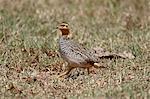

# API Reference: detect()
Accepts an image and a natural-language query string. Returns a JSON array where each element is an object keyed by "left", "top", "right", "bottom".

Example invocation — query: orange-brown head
[{"left": 57, "top": 22, "right": 70, "bottom": 36}]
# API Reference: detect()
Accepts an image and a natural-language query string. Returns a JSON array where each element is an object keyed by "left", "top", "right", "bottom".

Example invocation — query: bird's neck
[
  {"left": 60, "top": 29, "right": 70, "bottom": 35},
  {"left": 60, "top": 29, "right": 72, "bottom": 39}
]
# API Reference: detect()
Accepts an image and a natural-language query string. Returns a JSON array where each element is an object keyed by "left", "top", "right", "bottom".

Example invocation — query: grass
[{"left": 0, "top": 0, "right": 150, "bottom": 98}]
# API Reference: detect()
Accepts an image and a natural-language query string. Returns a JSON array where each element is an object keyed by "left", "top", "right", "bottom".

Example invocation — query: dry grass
[{"left": 0, "top": 0, "right": 150, "bottom": 98}]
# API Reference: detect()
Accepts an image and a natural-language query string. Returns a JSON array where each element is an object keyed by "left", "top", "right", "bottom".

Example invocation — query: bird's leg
[
  {"left": 59, "top": 65, "right": 74, "bottom": 78},
  {"left": 65, "top": 66, "right": 74, "bottom": 75}
]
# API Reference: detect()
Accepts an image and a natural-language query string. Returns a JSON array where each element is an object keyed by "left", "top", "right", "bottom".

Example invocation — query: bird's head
[{"left": 57, "top": 22, "right": 70, "bottom": 36}]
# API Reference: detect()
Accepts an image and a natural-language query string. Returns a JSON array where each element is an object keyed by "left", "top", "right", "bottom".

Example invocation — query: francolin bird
[{"left": 57, "top": 22, "right": 100, "bottom": 77}]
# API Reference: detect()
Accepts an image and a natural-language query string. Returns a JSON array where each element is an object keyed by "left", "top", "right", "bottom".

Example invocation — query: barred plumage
[{"left": 57, "top": 22, "right": 100, "bottom": 77}]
